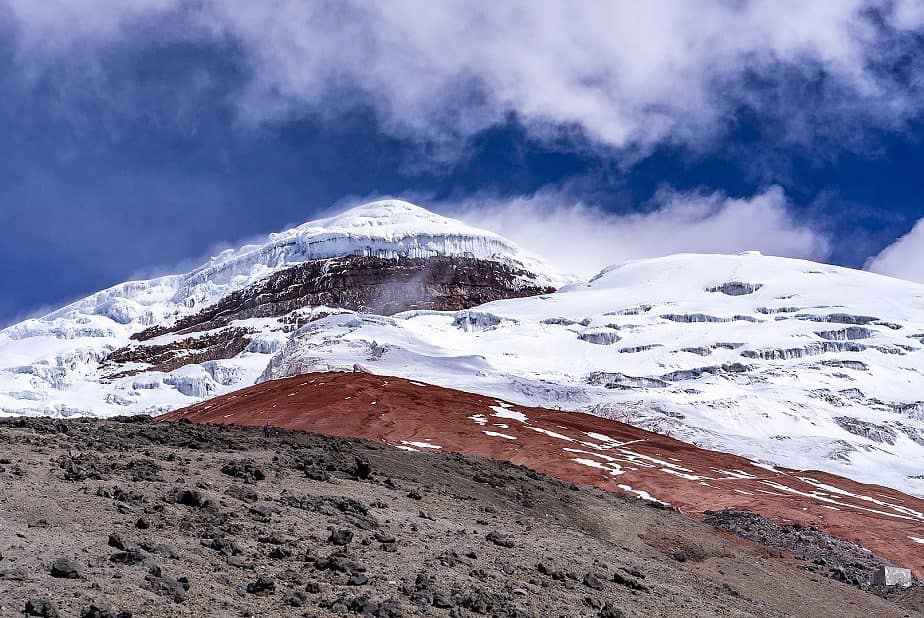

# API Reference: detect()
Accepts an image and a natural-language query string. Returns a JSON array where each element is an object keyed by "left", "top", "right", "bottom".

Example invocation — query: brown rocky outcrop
[
  {"left": 103, "top": 327, "right": 252, "bottom": 377},
  {"left": 101, "top": 256, "right": 552, "bottom": 375},
  {"left": 132, "top": 256, "right": 554, "bottom": 341}
]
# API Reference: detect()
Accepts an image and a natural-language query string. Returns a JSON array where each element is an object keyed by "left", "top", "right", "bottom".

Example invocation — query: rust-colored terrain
[{"left": 163, "top": 371, "right": 924, "bottom": 578}]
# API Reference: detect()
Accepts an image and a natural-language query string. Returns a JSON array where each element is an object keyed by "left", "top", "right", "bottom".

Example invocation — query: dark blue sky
[{"left": 2, "top": 3, "right": 924, "bottom": 326}]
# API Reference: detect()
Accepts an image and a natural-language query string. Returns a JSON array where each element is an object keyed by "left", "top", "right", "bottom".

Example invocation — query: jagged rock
[
  {"left": 599, "top": 602, "right": 626, "bottom": 618},
  {"left": 79, "top": 605, "right": 132, "bottom": 618},
  {"left": 110, "top": 550, "right": 145, "bottom": 566},
  {"left": 107, "top": 533, "right": 139, "bottom": 552},
  {"left": 284, "top": 590, "right": 307, "bottom": 607},
  {"left": 280, "top": 495, "right": 377, "bottom": 530},
  {"left": 485, "top": 531, "right": 514, "bottom": 548},
  {"left": 24, "top": 598, "right": 59, "bottom": 617},
  {"left": 328, "top": 529, "right": 354, "bottom": 546},
  {"left": 104, "top": 328, "right": 252, "bottom": 377},
  {"left": 612, "top": 571, "right": 649, "bottom": 592},
  {"left": 220, "top": 459, "right": 265, "bottom": 483},
  {"left": 897, "top": 425, "right": 924, "bottom": 447},
  {"left": 147, "top": 575, "right": 190, "bottom": 602},
  {"left": 163, "top": 487, "right": 210, "bottom": 509},
  {"left": 583, "top": 572, "right": 606, "bottom": 590},
  {"left": 0, "top": 566, "right": 29, "bottom": 580},
  {"left": 246, "top": 575, "right": 275, "bottom": 595},
  {"left": 50, "top": 557, "right": 83, "bottom": 579}
]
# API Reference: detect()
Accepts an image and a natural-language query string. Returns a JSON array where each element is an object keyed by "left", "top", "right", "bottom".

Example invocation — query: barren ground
[{"left": 0, "top": 416, "right": 921, "bottom": 617}]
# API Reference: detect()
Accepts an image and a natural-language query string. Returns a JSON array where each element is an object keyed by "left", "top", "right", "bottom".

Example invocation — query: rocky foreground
[{"left": 0, "top": 417, "right": 921, "bottom": 617}]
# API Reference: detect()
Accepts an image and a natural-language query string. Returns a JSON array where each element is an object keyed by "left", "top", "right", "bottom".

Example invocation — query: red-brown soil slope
[{"left": 161, "top": 371, "right": 924, "bottom": 576}]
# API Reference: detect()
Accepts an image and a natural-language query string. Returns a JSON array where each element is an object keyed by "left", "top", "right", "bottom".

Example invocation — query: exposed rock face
[
  {"left": 132, "top": 256, "right": 553, "bottom": 341},
  {"left": 97, "top": 256, "right": 553, "bottom": 377},
  {"left": 104, "top": 328, "right": 253, "bottom": 377}
]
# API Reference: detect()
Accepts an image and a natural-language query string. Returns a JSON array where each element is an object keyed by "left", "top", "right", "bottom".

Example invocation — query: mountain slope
[
  {"left": 0, "top": 200, "right": 560, "bottom": 417},
  {"left": 260, "top": 252, "right": 924, "bottom": 496},
  {"left": 162, "top": 371, "right": 924, "bottom": 581},
  {"left": 4, "top": 414, "right": 918, "bottom": 617}
]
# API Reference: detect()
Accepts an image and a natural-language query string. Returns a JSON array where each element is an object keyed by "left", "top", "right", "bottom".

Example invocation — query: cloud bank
[
  {"left": 865, "top": 218, "right": 924, "bottom": 284},
  {"left": 4, "top": 1, "right": 924, "bottom": 158},
  {"left": 440, "top": 186, "right": 830, "bottom": 277}
]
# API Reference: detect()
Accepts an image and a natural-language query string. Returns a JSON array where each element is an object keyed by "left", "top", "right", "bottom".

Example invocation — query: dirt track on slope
[
  {"left": 162, "top": 372, "right": 924, "bottom": 580},
  {"left": 0, "top": 416, "right": 921, "bottom": 617}
]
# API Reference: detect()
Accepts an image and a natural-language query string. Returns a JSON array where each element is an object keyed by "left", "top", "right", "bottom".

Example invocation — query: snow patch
[
  {"left": 617, "top": 484, "right": 669, "bottom": 505},
  {"left": 527, "top": 426, "right": 574, "bottom": 442},
  {"left": 489, "top": 405, "right": 528, "bottom": 422},
  {"left": 571, "top": 458, "right": 624, "bottom": 476},
  {"left": 401, "top": 440, "right": 442, "bottom": 450}
]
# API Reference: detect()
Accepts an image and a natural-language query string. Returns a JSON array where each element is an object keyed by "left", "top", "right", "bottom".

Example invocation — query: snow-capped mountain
[
  {"left": 3, "top": 201, "right": 924, "bottom": 496},
  {"left": 0, "top": 200, "right": 561, "bottom": 417},
  {"left": 261, "top": 252, "right": 924, "bottom": 496}
]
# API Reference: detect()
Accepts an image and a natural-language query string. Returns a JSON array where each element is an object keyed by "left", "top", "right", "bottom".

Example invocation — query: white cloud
[
  {"left": 3, "top": 1, "right": 924, "bottom": 157},
  {"left": 442, "top": 185, "right": 830, "bottom": 277},
  {"left": 865, "top": 218, "right": 924, "bottom": 283}
]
